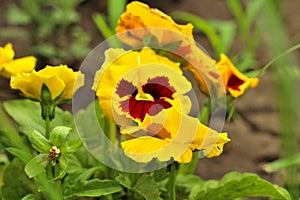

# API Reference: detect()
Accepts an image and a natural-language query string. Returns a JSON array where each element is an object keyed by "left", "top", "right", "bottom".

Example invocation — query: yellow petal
[
  {"left": 121, "top": 136, "right": 193, "bottom": 163},
  {"left": 39, "top": 65, "right": 83, "bottom": 99},
  {"left": 204, "top": 133, "right": 231, "bottom": 158},
  {"left": 10, "top": 71, "right": 65, "bottom": 101},
  {"left": 93, "top": 48, "right": 190, "bottom": 121},
  {"left": 1, "top": 56, "right": 36, "bottom": 78},
  {"left": 121, "top": 106, "right": 230, "bottom": 163},
  {"left": 0, "top": 43, "right": 14, "bottom": 64},
  {"left": 116, "top": 1, "right": 194, "bottom": 47},
  {"left": 217, "top": 54, "right": 259, "bottom": 98}
]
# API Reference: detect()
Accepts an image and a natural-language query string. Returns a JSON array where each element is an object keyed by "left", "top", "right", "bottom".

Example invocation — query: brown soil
[{"left": 1, "top": 0, "right": 300, "bottom": 191}]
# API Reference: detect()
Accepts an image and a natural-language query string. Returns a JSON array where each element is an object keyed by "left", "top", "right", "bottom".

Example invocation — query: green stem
[
  {"left": 168, "top": 163, "right": 176, "bottom": 200},
  {"left": 45, "top": 116, "right": 53, "bottom": 179},
  {"left": 45, "top": 116, "right": 51, "bottom": 139},
  {"left": 109, "top": 121, "right": 117, "bottom": 145},
  {"left": 259, "top": 43, "right": 300, "bottom": 76}
]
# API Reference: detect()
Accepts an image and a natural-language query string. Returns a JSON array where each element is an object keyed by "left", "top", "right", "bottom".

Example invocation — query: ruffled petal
[
  {"left": 1, "top": 56, "right": 36, "bottom": 78},
  {"left": 217, "top": 54, "right": 259, "bottom": 98},
  {"left": 121, "top": 136, "right": 193, "bottom": 163},
  {"left": 39, "top": 65, "right": 84, "bottom": 99},
  {"left": 93, "top": 48, "right": 190, "bottom": 121},
  {"left": 116, "top": 1, "right": 194, "bottom": 47},
  {"left": 0, "top": 43, "right": 14, "bottom": 64},
  {"left": 10, "top": 71, "right": 65, "bottom": 101}
]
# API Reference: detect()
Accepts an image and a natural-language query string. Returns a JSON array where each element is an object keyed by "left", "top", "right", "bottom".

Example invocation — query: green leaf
[
  {"left": 52, "top": 155, "right": 68, "bottom": 180},
  {"left": 209, "top": 20, "right": 237, "bottom": 54},
  {"left": 162, "top": 41, "right": 182, "bottom": 52},
  {"left": 227, "top": 0, "right": 248, "bottom": 38},
  {"left": 25, "top": 154, "right": 49, "bottom": 178},
  {"left": 75, "top": 179, "right": 123, "bottom": 197},
  {"left": 1, "top": 159, "right": 34, "bottom": 200},
  {"left": 3, "top": 99, "right": 77, "bottom": 138},
  {"left": 170, "top": 11, "right": 222, "bottom": 56},
  {"left": 28, "top": 129, "right": 52, "bottom": 153},
  {"left": 192, "top": 172, "right": 291, "bottom": 200},
  {"left": 49, "top": 126, "right": 71, "bottom": 147},
  {"left": 0, "top": 103, "right": 31, "bottom": 152},
  {"left": 61, "top": 138, "right": 82, "bottom": 154},
  {"left": 21, "top": 194, "right": 39, "bottom": 200},
  {"left": 263, "top": 153, "right": 300, "bottom": 172},
  {"left": 116, "top": 173, "right": 132, "bottom": 189},
  {"left": 132, "top": 174, "right": 163, "bottom": 200},
  {"left": 108, "top": 0, "right": 126, "bottom": 29},
  {"left": 246, "top": 0, "right": 266, "bottom": 26},
  {"left": 142, "top": 34, "right": 160, "bottom": 48},
  {"left": 7, "top": 5, "right": 31, "bottom": 25},
  {"left": 6, "top": 147, "right": 33, "bottom": 163},
  {"left": 176, "top": 174, "right": 204, "bottom": 189},
  {"left": 93, "top": 13, "right": 121, "bottom": 47}
]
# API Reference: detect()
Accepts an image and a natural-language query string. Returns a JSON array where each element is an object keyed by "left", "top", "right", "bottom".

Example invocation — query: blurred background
[{"left": 0, "top": 0, "right": 299, "bottom": 198}]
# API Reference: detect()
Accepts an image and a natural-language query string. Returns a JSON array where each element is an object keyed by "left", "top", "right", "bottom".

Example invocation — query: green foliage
[
  {"left": 263, "top": 153, "right": 300, "bottom": 173},
  {"left": 93, "top": 0, "right": 126, "bottom": 47},
  {"left": 25, "top": 154, "right": 49, "bottom": 178},
  {"left": 3, "top": 99, "right": 76, "bottom": 136},
  {"left": 116, "top": 173, "right": 163, "bottom": 200},
  {"left": 2, "top": 0, "right": 91, "bottom": 64},
  {"left": 1, "top": 159, "right": 34, "bottom": 200},
  {"left": 176, "top": 172, "right": 291, "bottom": 200},
  {"left": 170, "top": 0, "right": 263, "bottom": 70},
  {"left": 74, "top": 179, "right": 123, "bottom": 197},
  {"left": 257, "top": 0, "right": 300, "bottom": 198}
]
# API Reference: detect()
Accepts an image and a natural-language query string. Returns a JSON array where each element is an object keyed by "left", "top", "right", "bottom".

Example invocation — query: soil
[{"left": 1, "top": 0, "right": 300, "bottom": 192}]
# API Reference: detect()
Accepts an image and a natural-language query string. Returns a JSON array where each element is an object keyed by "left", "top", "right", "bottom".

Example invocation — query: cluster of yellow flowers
[
  {"left": 0, "top": 43, "right": 83, "bottom": 104},
  {"left": 91, "top": 1, "right": 259, "bottom": 164},
  {"left": 1, "top": 1, "right": 259, "bottom": 165}
]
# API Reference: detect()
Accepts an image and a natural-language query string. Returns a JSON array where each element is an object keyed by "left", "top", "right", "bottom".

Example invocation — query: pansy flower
[
  {"left": 93, "top": 48, "right": 230, "bottom": 163},
  {"left": 0, "top": 43, "right": 36, "bottom": 78},
  {"left": 116, "top": 1, "right": 228, "bottom": 98},
  {"left": 11, "top": 65, "right": 84, "bottom": 119},
  {"left": 10, "top": 65, "right": 84, "bottom": 101},
  {"left": 217, "top": 54, "right": 259, "bottom": 98},
  {"left": 116, "top": 1, "right": 194, "bottom": 56},
  {"left": 190, "top": 54, "right": 259, "bottom": 98}
]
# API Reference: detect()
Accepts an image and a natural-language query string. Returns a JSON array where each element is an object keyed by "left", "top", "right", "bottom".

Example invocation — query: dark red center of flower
[
  {"left": 116, "top": 76, "right": 175, "bottom": 122},
  {"left": 228, "top": 74, "right": 245, "bottom": 91}
]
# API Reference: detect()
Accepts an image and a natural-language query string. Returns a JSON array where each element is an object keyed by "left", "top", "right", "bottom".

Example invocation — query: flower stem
[
  {"left": 45, "top": 116, "right": 51, "bottom": 139},
  {"left": 168, "top": 162, "right": 176, "bottom": 200},
  {"left": 44, "top": 116, "right": 53, "bottom": 179},
  {"left": 109, "top": 121, "right": 117, "bottom": 145}
]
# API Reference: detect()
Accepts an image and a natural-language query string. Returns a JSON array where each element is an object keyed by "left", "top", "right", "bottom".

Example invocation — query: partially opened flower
[
  {"left": 93, "top": 48, "right": 230, "bottom": 163},
  {"left": 188, "top": 54, "right": 259, "bottom": 98},
  {"left": 11, "top": 65, "right": 84, "bottom": 101},
  {"left": 11, "top": 65, "right": 84, "bottom": 119},
  {"left": 0, "top": 43, "right": 36, "bottom": 78},
  {"left": 217, "top": 54, "right": 259, "bottom": 98}
]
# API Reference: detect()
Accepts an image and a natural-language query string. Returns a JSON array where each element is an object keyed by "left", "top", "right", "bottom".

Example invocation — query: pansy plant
[{"left": 25, "top": 126, "right": 82, "bottom": 180}]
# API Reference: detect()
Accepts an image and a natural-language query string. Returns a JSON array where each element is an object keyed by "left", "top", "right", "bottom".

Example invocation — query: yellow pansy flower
[
  {"left": 93, "top": 48, "right": 230, "bottom": 163},
  {"left": 116, "top": 1, "right": 228, "bottom": 99},
  {"left": 116, "top": 1, "right": 194, "bottom": 56},
  {"left": 217, "top": 54, "right": 259, "bottom": 98},
  {"left": 0, "top": 43, "right": 36, "bottom": 78},
  {"left": 189, "top": 54, "right": 259, "bottom": 98},
  {"left": 10, "top": 65, "right": 84, "bottom": 101}
]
